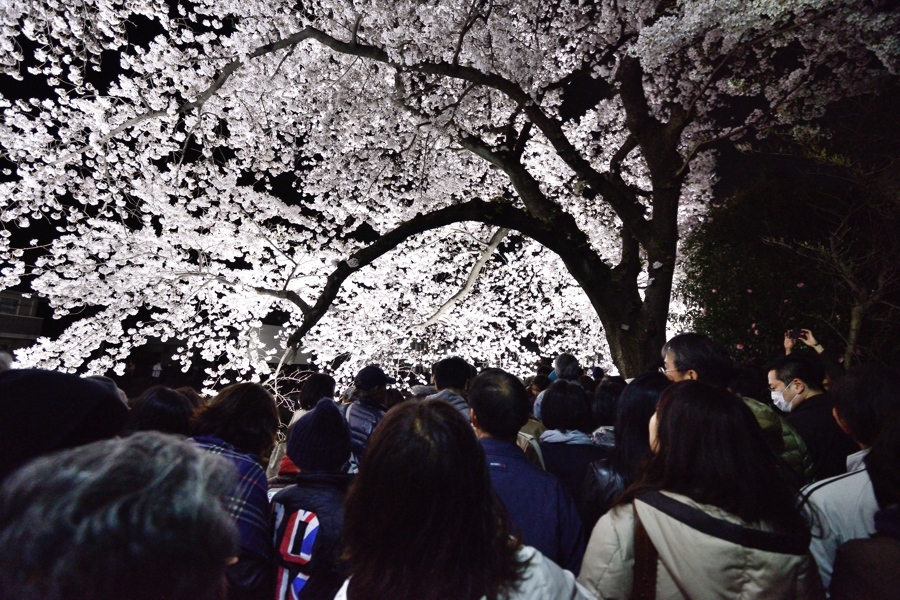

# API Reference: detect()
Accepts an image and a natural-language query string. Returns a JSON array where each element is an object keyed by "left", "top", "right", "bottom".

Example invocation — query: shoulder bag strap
[{"left": 633, "top": 500, "right": 658, "bottom": 600}]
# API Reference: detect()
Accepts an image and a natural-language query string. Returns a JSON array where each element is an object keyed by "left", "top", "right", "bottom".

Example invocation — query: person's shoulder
[
  {"left": 513, "top": 545, "right": 594, "bottom": 599},
  {"left": 801, "top": 466, "right": 871, "bottom": 504}
]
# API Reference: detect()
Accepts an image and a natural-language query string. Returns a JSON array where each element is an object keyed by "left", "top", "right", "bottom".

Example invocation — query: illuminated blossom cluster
[{"left": 1, "top": 0, "right": 895, "bottom": 383}]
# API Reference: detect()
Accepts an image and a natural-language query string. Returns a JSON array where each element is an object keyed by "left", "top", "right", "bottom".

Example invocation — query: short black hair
[
  {"left": 298, "top": 372, "right": 336, "bottom": 411},
  {"left": 662, "top": 333, "right": 733, "bottom": 388},
  {"left": 432, "top": 356, "right": 475, "bottom": 391},
  {"left": 866, "top": 412, "right": 900, "bottom": 509},
  {"left": 591, "top": 378, "right": 627, "bottom": 428},
  {"left": 468, "top": 369, "right": 530, "bottom": 440},
  {"left": 830, "top": 365, "right": 900, "bottom": 446},
  {"left": 766, "top": 355, "right": 826, "bottom": 393},
  {"left": 541, "top": 380, "right": 592, "bottom": 433},
  {"left": 126, "top": 386, "right": 194, "bottom": 436},
  {"left": 0, "top": 432, "right": 238, "bottom": 600}
]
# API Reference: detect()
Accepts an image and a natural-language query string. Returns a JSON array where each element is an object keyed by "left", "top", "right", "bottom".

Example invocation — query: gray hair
[
  {"left": 0, "top": 432, "right": 238, "bottom": 600},
  {"left": 554, "top": 353, "right": 582, "bottom": 381}
]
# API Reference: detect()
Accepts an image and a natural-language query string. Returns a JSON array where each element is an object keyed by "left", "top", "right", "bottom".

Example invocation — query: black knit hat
[{"left": 287, "top": 398, "right": 351, "bottom": 473}]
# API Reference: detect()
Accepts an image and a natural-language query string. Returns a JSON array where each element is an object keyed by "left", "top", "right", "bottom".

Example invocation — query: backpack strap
[
  {"left": 633, "top": 501, "right": 658, "bottom": 600},
  {"left": 516, "top": 431, "right": 545, "bottom": 470}
]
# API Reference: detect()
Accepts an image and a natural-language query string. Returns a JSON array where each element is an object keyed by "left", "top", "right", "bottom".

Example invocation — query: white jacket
[
  {"left": 578, "top": 491, "right": 818, "bottom": 599},
  {"left": 801, "top": 448, "right": 876, "bottom": 590},
  {"left": 334, "top": 545, "right": 595, "bottom": 599}
]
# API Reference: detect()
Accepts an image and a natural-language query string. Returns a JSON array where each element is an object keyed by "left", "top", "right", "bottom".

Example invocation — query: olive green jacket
[{"left": 742, "top": 396, "right": 815, "bottom": 485}]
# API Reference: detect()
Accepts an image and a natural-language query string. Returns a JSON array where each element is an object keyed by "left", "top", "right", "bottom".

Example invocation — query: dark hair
[
  {"left": 530, "top": 374, "right": 550, "bottom": 393},
  {"left": 535, "top": 365, "right": 553, "bottom": 377},
  {"left": 591, "top": 378, "right": 628, "bottom": 428},
  {"left": 610, "top": 372, "right": 671, "bottom": 479},
  {"left": 191, "top": 382, "right": 278, "bottom": 458},
  {"left": 432, "top": 356, "right": 475, "bottom": 391},
  {"left": 298, "top": 372, "right": 336, "bottom": 411},
  {"left": 830, "top": 365, "right": 900, "bottom": 446},
  {"left": 662, "top": 333, "right": 734, "bottom": 388},
  {"left": 342, "top": 400, "right": 524, "bottom": 600},
  {"left": 578, "top": 374, "right": 597, "bottom": 395},
  {"left": 384, "top": 388, "right": 406, "bottom": 410},
  {"left": 468, "top": 369, "right": 530, "bottom": 441},
  {"left": 728, "top": 364, "right": 769, "bottom": 404},
  {"left": 620, "top": 381, "right": 807, "bottom": 536},
  {"left": 766, "top": 355, "right": 826, "bottom": 393},
  {"left": 126, "top": 386, "right": 194, "bottom": 436},
  {"left": 866, "top": 412, "right": 900, "bottom": 509},
  {"left": 541, "top": 380, "right": 592, "bottom": 433},
  {"left": 176, "top": 387, "right": 204, "bottom": 408},
  {"left": 553, "top": 353, "right": 582, "bottom": 381},
  {"left": 0, "top": 432, "right": 238, "bottom": 600}
]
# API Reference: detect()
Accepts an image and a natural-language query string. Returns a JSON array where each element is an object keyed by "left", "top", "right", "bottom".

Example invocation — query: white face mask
[{"left": 771, "top": 385, "right": 793, "bottom": 413}]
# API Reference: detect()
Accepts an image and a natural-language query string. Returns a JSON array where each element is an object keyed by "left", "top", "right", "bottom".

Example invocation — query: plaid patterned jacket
[{"left": 192, "top": 435, "right": 272, "bottom": 562}]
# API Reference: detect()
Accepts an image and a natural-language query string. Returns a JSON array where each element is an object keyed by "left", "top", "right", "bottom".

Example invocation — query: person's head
[
  {"left": 766, "top": 355, "right": 826, "bottom": 411},
  {"left": 611, "top": 372, "right": 670, "bottom": 477},
  {"left": 298, "top": 372, "right": 336, "bottom": 411},
  {"left": 191, "top": 382, "right": 278, "bottom": 459},
  {"left": 866, "top": 412, "right": 900, "bottom": 510},
  {"left": 342, "top": 400, "right": 523, "bottom": 600},
  {"left": 553, "top": 353, "right": 582, "bottom": 381},
  {"left": 468, "top": 369, "right": 530, "bottom": 442},
  {"left": 578, "top": 374, "right": 597, "bottom": 395},
  {"left": 591, "top": 378, "right": 628, "bottom": 429},
  {"left": 830, "top": 365, "right": 900, "bottom": 447},
  {"left": 175, "top": 387, "right": 204, "bottom": 408},
  {"left": 0, "top": 432, "right": 238, "bottom": 600},
  {"left": 529, "top": 374, "right": 550, "bottom": 398},
  {"left": 728, "top": 364, "right": 769, "bottom": 404},
  {"left": 353, "top": 364, "right": 395, "bottom": 405},
  {"left": 660, "top": 333, "right": 733, "bottom": 388},
  {"left": 541, "top": 380, "right": 592, "bottom": 433},
  {"left": 287, "top": 398, "right": 351, "bottom": 473},
  {"left": 535, "top": 364, "right": 553, "bottom": 378},
  {"left": 431, "top": 356, "right": 475, "bottom": 392},
  {"left": 632, "top": 381, "right": 806, "bottom": 535},
  {"left": 126, "top": 386, "right": 194, "bottom": 436},
  {"left": 0, "top": 369, "right": 128, "bottom": 484}
]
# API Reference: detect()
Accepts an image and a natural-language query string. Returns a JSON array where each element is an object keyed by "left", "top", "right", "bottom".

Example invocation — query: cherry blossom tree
[{"left": 1, "top": 0, "right": 897, "bottom": 382}]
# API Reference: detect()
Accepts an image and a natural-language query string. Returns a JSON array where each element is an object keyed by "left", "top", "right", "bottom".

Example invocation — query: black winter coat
[{"left": 580, "top": 458, "right": 630, "bottom": 532}]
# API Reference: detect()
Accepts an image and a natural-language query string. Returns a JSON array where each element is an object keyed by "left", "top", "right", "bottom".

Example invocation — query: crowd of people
[{"left": 0, "top": 330, "right": 898, "bottom": 599}]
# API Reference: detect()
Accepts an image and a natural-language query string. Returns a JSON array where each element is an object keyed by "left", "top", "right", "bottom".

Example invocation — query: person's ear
[
  {"left": 684, "top": 369, "right": 699, "bottom": 381},
  {"left": 470, "top": 410, "right": 479, "bottom": 430},
  {"left": 793, "top": 379, "right": 806, "bottom": 396}
]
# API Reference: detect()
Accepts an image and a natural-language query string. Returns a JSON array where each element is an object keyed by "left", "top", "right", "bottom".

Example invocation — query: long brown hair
[
  {"left": 190, "top": 382, "right": 278, "bottom": 459},
  {"left": 342, "top": 400, "right": 525, "bottom": 599},
  {"left": 619, "top": 381, "right": 808, "bottom": 536}
]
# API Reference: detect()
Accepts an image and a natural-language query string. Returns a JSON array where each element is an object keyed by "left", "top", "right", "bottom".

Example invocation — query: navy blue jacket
[
  {"left": 271, "top": 473, "right": 352, "bottom": 600},
  {"left": 340, "top": 397, "right": 385, "bottom": 465},
  {"left": 480, "top": 438, "right": 586, "bottom": 573}
]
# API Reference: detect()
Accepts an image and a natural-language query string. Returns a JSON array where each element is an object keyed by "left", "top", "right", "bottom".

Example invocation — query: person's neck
[
  {"left": 437, "top": 386, "right": 464, "bottom": 396},
  {"left": 475, "top": 430, "right": 515, "bottom": 444},
  {"left": 793, "top": 389, "right": 824, "bottom": 409}
]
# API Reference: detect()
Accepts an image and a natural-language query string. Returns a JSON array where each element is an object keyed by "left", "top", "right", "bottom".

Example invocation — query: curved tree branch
[
  {"left": 411, "top": 226, "right": 509, "bottom": 330},
  {"left": 284, "top": 199, "right": 615, "bottom": 349}
]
